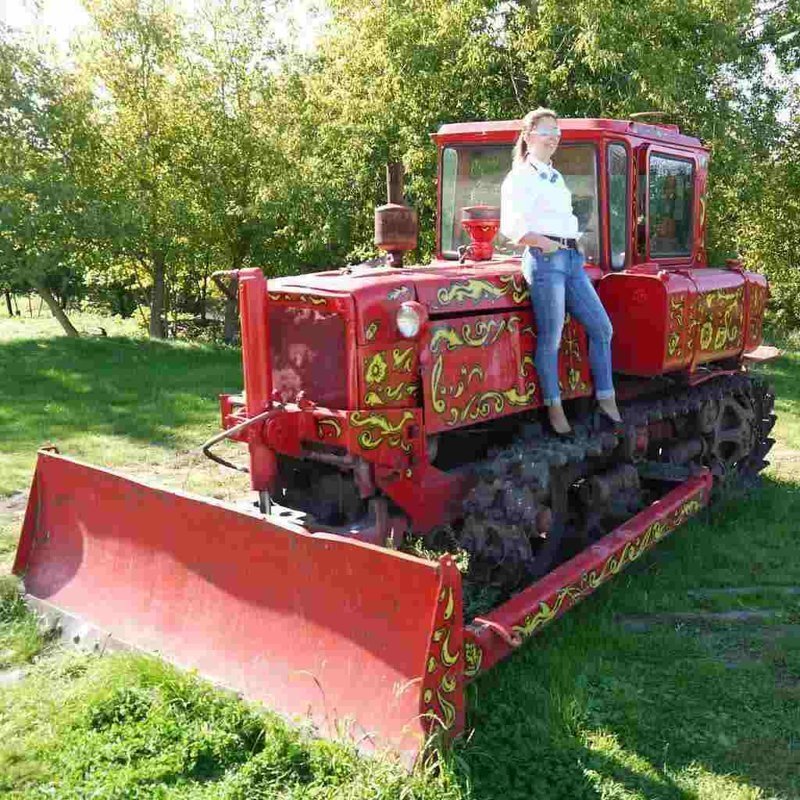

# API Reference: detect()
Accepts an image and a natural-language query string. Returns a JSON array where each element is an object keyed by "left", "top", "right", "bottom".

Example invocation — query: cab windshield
[{"left": 440, "top": 143, "right": 600, "bottom": 263}]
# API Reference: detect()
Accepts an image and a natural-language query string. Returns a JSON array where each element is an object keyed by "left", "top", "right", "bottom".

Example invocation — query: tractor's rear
[{"left": 14, "top": 117, "right": 777, "bottom": 762}]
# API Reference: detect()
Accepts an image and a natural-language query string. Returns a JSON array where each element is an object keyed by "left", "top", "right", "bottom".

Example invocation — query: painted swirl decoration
[
  {"left": 696, "top": 287, "right": 744, "bottom": 353},
  {"left": 435, "top": 275, "right": 529, "bottom": 307},
  {"left": 350, "top": 411, "right": 415, "bottom": 453},
  {"left": 511, "top": 497, "right": 704, "bottom": 641},
  {"left": 422, "top": 580, "right": 462, "bottom": 732}
]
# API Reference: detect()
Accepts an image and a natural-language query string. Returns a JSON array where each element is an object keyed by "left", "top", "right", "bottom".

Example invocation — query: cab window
[
  {"left": 648, "top": 154, "right": 693, "bottom": 257},
  {"left": 440, "top": 143, "right": 600, "bottom": 264},
  {"left": 607, "top": 143, "right": 628, "bottom": 269}
]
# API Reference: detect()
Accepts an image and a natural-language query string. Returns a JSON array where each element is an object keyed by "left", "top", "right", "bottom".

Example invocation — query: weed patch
[{"left": 0, "top": 575, "right": 43, "bottom": 669}]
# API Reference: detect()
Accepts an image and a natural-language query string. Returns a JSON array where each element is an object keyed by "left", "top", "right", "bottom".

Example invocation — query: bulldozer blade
[{"left": 13, "top": 451, "right": 465, "bottom": 761}]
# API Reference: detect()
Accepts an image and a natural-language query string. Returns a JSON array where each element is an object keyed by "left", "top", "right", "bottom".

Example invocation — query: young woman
[{"left": 500, "top": 108, "right": 622, "bottom": 435}]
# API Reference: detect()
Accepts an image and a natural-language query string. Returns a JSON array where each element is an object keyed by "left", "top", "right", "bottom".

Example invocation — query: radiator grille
[{"left": 269, "top": 305, "right": 348, "bottom": 408}]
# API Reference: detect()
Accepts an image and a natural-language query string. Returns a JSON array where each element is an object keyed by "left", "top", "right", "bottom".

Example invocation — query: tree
[
  {"left": 5, "top": 0, "right": 794, "bottom": 341},
  {"left": 277, "top": 0, "right": 784, "bottom": 270},
  {"left": 737, "top": 89, "right": 800, "bottom": 331},
  {"left": 276, "top": 0, "right": 514, "bottom": 262},
  {"left": 81, "top": 0, "right": 193, "bottom": 338},
  {"left": 0, "top": 27, "right": 102, "bottom": 337},
  {"left": 175, "top": 0, "right": 289, "bottom": 340}
]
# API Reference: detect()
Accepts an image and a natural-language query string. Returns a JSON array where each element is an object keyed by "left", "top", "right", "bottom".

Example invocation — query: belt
[{"left": 548, "top": 236, "right": 578, "bottom": 249}]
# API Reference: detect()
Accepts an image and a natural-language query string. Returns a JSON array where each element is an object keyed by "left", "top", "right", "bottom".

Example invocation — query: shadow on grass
[
  {"left": 0, "top": 336, "right": 243, "bottom": 492},
  {"left": 455, "top": 475, "right": 800, "bottom": 800}
]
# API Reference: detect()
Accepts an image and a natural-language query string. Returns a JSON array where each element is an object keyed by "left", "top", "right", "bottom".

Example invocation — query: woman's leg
[
  {"left": 530, "top": 252, "right": 568, "bottom": 426},
  {"left": 563, "top": 251, "right": 620, "bottom": 417}
]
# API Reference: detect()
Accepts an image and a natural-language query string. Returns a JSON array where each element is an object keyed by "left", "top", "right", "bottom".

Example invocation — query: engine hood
[{"left": 268, "top": 258, "right": 536, "bottom": 346}]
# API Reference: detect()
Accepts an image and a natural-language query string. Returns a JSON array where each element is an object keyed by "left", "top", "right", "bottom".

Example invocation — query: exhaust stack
[{"left": 374, "top": 163, "right": 418, "bottom": 268}]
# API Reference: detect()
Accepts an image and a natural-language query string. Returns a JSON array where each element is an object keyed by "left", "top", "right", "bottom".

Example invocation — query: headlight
[{"left": 396, "top": 301, "right": 424, "bottom": 338}]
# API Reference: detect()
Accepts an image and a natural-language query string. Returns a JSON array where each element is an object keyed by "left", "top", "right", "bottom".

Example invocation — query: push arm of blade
[
  {"left": 201, "top": 405, "right": 284, "bottom": 473},
  {"left": 471, "top": 617, "right": 523, "bottom": 648}
]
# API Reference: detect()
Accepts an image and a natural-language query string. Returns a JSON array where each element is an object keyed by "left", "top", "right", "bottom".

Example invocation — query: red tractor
[{"left": 15, "top": 117, "right": 777, "bottom": 762}]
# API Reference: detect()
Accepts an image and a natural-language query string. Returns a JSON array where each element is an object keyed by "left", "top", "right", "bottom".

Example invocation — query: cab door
[{"left": 634, "top": 145, "right": 703, "bottom": 269}]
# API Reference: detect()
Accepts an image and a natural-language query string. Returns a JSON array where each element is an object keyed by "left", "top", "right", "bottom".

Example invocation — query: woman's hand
[
  {"left": 539, "top": 238, "right": 562, "bottom": 254},
  {"left": 521, "top": 232, "right": 562, "bottom": 253}
]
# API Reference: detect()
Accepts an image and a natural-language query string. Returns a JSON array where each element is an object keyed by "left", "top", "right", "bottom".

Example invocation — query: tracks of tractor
[{"left": 426, "top": 371, "right": 776, "bottom": 614}]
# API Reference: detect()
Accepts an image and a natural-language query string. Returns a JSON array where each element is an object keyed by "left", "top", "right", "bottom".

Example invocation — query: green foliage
[
  {"left": 0, "top": 26, "right": 103, "bottom": 336},
  {"left": 2, "top": 0, "right": 798, "bottom": 339},
  {"left": 737, "top": 103, "right": 800, "bottom": 335},
  {"left": 280, "top": 0, "right": 518, "bottom": 261},
  {"left": 0, "top": 575, "right": 44, "bottom": 668},
  {"left": 80, "top": 0, "right": 197, "bottom": 338},
  {"left": 278, "top": 0, "right": 785, "bottom": 271}
]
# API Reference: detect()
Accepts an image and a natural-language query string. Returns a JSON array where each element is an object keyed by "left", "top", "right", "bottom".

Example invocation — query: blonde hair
[{"left": 513, "top": 107, "right": 559, "bottom": 166}]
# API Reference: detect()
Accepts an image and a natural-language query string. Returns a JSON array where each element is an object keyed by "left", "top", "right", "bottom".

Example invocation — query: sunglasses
[{"left": 533, "top": 126, "right": 561, "bottom": 138}]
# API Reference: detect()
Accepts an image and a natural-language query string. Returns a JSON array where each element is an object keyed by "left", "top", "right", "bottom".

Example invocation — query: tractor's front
[
  {"left": 14, "top": 117, "right": 776, "bottom": 762},
  {"left": 213, "top": 121, "right": 643, "bottom": 540}
]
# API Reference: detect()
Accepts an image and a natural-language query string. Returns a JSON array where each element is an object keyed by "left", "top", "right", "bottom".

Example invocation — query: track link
[{"left": 426, "top": 371, "right": 775, "bottom": 613}]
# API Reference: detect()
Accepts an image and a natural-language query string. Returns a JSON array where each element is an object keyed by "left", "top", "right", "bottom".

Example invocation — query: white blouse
[{"left": 500, "top": 157, "right": 580, "bottom": 243}]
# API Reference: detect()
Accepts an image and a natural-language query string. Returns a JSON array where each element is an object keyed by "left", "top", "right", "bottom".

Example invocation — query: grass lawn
[
  {"left": 0, "top": 309, "right": 250, "bottom": 502},
  {"left": 0, "top": 311, "right": 799, "bottom": 799}
]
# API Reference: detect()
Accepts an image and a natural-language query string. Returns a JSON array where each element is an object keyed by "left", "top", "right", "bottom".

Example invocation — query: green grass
[
  {"left": 0, "top": 310, "right": 250, "bottom": 500},
  {"left": 755, "top": 352, "right": 800, "bottom": 450},
  {"left": 0, "top": 576, "right": 44, "bottom": 669},
  {"left": 0, "top": 653, "right": 461, "bottom": 799},
  {"left": 1, "top": 311, "right": 799, "bottom": 799}
]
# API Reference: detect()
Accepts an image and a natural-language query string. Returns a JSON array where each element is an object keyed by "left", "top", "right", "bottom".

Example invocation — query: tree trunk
[
  {"left": 149, "top": 252, "right": 167, "bottom": 339},
  {"left": 223, "top": 252, "right": 244, "bottom": 344},
  {"left": 30, "top": 280, "right": 80, "bottom": 337},
  {"left": 200, "top": 252, "right": 209, "bottom": 322},
  {"left": 223, "top": 289, "right": 239, "bottom": 344},
  {"left": 4, "top": 290, "right": 12, "bottom": 317}
]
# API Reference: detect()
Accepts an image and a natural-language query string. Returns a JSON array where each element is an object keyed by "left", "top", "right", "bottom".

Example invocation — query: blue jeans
[{"left": 523, "top": 246, "right": 615, "bottom": 406}]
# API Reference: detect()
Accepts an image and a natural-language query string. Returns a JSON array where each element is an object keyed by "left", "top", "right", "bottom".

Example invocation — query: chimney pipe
[{"left": 374, "top": 162, "right": 418, "bottom": 268}]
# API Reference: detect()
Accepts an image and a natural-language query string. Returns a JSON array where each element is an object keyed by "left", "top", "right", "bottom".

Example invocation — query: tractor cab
[{"left": 432, "top": 118, "right": 710, "bottom": 272}]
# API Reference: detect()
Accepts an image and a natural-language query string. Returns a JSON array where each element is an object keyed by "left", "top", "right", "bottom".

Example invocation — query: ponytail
[{"left": 513, "top": 131, "right": 528, "bottom": 166}]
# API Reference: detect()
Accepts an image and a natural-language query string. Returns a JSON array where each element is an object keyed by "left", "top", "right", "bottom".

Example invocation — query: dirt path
[
  {"left": 0, "top": 491, "right": 27, "bottom": 515},
  {"left": 768, "top": 444, "right": 800, "bottom": 468}
]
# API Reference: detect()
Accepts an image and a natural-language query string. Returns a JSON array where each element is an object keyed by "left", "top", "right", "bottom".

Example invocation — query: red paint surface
[
  {"left": 238, "top": 269, "right": 277, "bottom": 491},
  {"left": 599, "top": 268, "right": 766, "bottom": 375},
  {"left": 15, "top": 451, "right": 460, "bottom": 759},
  {"left": 431, "top": 118, "right": 704, "bottom": 150}
]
